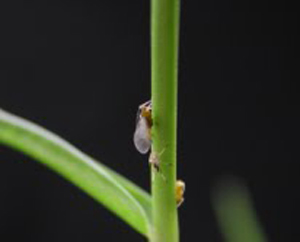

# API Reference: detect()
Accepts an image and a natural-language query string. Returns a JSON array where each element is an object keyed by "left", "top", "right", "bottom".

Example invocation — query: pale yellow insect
[
  {"left": 148, "top": 148, "right": 165, "bottom": 172},
  {"left": 175, "top": 180, "right": 186, "bottom": 207}
]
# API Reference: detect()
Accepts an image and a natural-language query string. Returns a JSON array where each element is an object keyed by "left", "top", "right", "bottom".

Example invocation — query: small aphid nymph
[
  {"left": 148, "top": 148, "right": 166, "bottom": 172},
  {"left": 133, "top": 100, "right": 152, "bottom": 154},
  {"left": 149, "top": 151, "right": 160, "bottom": 172},
  {"left": 175, "top": 180, "right": 186, "bottom": 207}
]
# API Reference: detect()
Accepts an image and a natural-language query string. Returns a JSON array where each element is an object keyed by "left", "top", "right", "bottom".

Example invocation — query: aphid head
[{"left": 139, "top": 100, "right": 152, "bottom": 126}]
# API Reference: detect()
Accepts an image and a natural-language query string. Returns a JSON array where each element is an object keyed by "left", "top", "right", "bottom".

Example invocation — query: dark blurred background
[{"left": 0, "top": 0, "right": 298, "bottom": 241}]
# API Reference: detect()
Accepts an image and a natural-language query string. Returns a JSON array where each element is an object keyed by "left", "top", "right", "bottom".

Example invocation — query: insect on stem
[
  {"left": 134, "top": 101, "right": 165, "bottom": 173},
  {"left": 149, "top": 148, "right": 166, "bottom": 173},
  {"left": 133, "top": 100, "right": 152, "bottom": 154},
  {"left": 175, "top": 180, "right": 185, "bottom": 207}
]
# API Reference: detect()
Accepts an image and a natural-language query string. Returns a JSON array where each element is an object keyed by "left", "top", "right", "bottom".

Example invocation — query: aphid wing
[{"left": 133, "top": 117, "right": 151, "bottom": 154}]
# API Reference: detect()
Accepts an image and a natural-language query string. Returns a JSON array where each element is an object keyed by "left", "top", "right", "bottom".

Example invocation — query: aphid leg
[{"left": 175, "top": 180, "right": 186, "bottom": 207}]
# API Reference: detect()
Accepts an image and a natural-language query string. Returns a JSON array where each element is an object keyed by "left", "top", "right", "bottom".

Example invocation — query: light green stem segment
[
  {"left": 151, "top": 0, "right": 180, "bottom": 241},
  {"left": 0, "top": 108, "right": 152, "bottom": 237}
]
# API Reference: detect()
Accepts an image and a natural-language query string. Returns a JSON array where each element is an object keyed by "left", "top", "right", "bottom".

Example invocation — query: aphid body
[
  {"left": 175, "top": 180, "right": 186, "bottom": 207},
  {"left": 149, "top": 151, "right": 160, "bottom": 172},
  {"left": 133, "top": 100, "right": 152, "bottom": 154}
]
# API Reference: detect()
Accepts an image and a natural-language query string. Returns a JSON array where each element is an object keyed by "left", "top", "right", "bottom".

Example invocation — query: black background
[{"left": 0, "top": 0, "right": 298, "bottom": 241}]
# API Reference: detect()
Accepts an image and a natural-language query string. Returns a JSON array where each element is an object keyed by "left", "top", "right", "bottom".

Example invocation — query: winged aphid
[{"left": 133, "top": 100, "right": 152, "bottom": 154}]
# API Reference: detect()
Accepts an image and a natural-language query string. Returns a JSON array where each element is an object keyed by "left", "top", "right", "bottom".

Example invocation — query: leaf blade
[
  {"left": 211, "top": 177, "right": 267, "bottom": 242},
  {"left": 0, "top": 108, "right": 152, "bottom": 236}
]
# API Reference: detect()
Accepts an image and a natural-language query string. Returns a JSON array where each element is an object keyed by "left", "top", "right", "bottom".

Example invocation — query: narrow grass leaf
[
  {"left": 0, "top": 108, "right": 152, "bottom": 237},
  {"left": 211, "top": 177, "right": 267, "bottom": 242}
]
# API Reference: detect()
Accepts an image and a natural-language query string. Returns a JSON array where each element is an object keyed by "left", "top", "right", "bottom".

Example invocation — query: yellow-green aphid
[{"left": 175, "top": 180, "right": 186, "bottom": 207}]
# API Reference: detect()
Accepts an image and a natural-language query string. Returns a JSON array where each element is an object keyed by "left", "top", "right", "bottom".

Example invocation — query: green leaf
[
  {"left": 211, "top": 177, "right": 267, "bottom": 242},
  {"left": 0, "top": 108, "right": 152, "bottom": 237}
]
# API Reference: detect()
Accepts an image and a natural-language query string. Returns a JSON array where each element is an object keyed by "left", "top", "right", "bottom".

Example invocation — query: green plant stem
[{"left": 151, "top": 0, "right": 180, "bottom": 241}]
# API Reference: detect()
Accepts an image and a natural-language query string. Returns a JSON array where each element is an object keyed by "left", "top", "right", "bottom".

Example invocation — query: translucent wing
[{"left": 133, "top": 117, "right": 151, "bottom": 154}]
